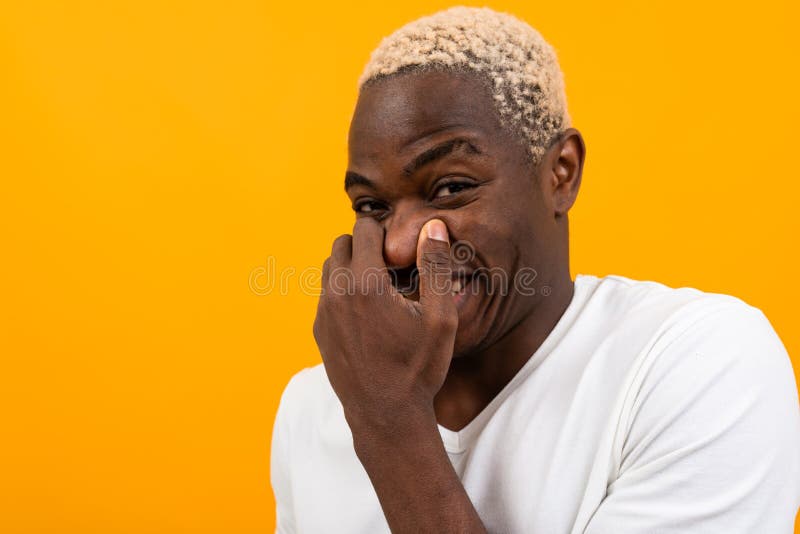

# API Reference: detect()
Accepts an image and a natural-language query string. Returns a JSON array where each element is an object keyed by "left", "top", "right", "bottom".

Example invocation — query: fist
[{"left": 313, "top": 218, "right": 458, "bottom": 436}]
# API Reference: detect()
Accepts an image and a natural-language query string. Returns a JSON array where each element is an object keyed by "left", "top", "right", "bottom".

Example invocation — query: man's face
[{"left": 346, "top": 70, "right": 563, "bottom": 358}]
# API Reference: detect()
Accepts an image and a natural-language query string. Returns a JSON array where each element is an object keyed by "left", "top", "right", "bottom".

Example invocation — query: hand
[{"left": 313, "top": 217, "right": 458, "bottom": 439}]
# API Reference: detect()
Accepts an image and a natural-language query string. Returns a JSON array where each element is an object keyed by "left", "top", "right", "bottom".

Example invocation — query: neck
[{"left": 434, "top": 270, "right": 575, "bottom": 431}]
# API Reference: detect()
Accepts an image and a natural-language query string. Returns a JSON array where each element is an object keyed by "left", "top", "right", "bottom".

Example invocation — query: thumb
[{"left": 416, "top": 219, "right": 457, "bottom": 318}]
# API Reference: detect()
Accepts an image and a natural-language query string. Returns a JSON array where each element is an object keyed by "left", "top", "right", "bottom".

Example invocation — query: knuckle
[
  {"left": 352, "top": 277, "right": 374, "bottom": 297},
  {"left": 441, "top": 313, "right": 458, "bottom": 332},
  {"left": 320, "top": 259, "right": 332, "bottom": 296},
  {"left": 327, "top": 267, "right": 355, "bottom": 296},
  {"left": 312, "top": 316, "right": 322, "bottom": 343},
  {"left": 331, "top": 234, "right": 352, "bottom": 254}
]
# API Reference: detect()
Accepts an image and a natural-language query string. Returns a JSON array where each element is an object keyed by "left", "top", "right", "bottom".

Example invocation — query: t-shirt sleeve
[
  {"left": 584, "top": 302, "right": 800, "bottom": 533},
  {"left": 271, "top": 374, "right": 300, "bottom": 534}
]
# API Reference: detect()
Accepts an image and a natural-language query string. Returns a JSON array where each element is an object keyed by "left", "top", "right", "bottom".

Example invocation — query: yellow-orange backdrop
[{"left": 1, "top": 1, "right": 798, "bottom": 532}]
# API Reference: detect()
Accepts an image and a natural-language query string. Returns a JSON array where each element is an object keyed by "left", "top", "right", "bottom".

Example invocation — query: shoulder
[
  {"left": 575, "top": 277, "right": 800, "bottom": 531},
  {"left": 576, "top": 274, "right": 799, "bottom": 455},
  {"left": 575, "top": 274, "right": 787, "bottom": 351},
  {"left": 273, "top": 363, "right": 348, "bottom": 447},
  {"left": 568, "top": 275, "right": 777, "bottom": 378},
  {"left": 619, "top": 279, "right": 795, "bottom": 397},
  {"left": 637, "top": 295, "right": 796, "bottom": 412},
  {"left": 582, "top": 293, "right": 800, "bottom": 531},
  {"left": 577, "top": 273, "right": 747, "bottom": 317},
  {"left": 276, "top": 363, "right": 338, "bottom": 424},
  {"left": 584, "top": 274, "right": 799, "bottom": 424},
  {"left": 615, "top": 284, "right": 800, "bottom": 488},
  {"left": 588, "top": 280, "right": 800, "bottom": 532},
  {"left": 279, "top": 363, "right": 334, "bottom": 404}
]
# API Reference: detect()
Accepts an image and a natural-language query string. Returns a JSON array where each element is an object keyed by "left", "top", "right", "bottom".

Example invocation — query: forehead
[{"left": 348, "top": 70, "right": 506, "bottom": 159}]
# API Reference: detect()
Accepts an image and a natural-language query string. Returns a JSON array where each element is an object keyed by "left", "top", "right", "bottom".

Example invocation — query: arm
[
  {"left": 351, "top": 408, "right": 486, "bottom": 533},
  {"left": 313, "top": 218, "right": 487, "bottom": 533},
  {"left": 585, "top": 303, "right": 800, "bottom": 533},
  {"left": 349, "top": 406, "right": 485, "bottom": 533}
]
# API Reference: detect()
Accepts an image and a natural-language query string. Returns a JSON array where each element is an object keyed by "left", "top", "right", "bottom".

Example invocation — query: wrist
[{"left": 347, "top": 404, "right": 440, "bottom": 460}]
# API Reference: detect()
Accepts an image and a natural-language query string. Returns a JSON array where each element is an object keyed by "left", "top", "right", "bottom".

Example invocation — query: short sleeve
[
  {"left": 271, "top": 374, "right": 299, "bottom": 534},
  {"left": 585, "top": 302, "right": 800, "bottom": 533}
]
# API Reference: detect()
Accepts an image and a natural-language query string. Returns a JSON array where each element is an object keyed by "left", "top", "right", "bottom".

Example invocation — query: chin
[{"left": 450, "top": 327, "right": 485, "bottom": 360}]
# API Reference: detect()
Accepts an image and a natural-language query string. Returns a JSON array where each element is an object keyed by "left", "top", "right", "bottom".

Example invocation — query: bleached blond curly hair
[{"left": 358, "top": 6, "right": 571, "bottom": 167}]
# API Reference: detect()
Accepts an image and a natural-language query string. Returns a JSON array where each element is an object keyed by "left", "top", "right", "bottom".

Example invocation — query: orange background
[{"left": 1, "top": 1, "right": 798, "bottom": 532}]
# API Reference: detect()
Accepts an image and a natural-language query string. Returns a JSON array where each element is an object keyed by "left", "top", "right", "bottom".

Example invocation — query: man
[{"left": 270, "top": 6, "right": 800, "bottom": 533}]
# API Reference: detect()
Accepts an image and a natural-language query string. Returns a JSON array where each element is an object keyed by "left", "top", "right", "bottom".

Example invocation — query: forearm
[{"left": 349, "top": 409, "right": 487, "bottom": 534}]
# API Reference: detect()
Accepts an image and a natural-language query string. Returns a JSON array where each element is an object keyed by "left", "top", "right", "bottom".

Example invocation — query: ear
[{"left": 541, "top": 128, "right": 585, "bottom": 218}]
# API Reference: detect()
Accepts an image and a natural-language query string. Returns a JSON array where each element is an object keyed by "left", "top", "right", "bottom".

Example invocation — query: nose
[{"left": 383, "top": 203, "right": 428, "bottom": 269}]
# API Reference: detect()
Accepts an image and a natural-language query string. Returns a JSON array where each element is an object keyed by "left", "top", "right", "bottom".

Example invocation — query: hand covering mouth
[
  {"left": 389, "top": 266, "right": 476, "bottom": 297},
  {"left": 389, "top": 265, "right": 419, "bottom": 296}
]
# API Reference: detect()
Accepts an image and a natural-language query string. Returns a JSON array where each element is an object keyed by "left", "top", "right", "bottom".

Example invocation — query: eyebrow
[
  {"left": 402, "top": 137, "right": 482, "bottom": 177},
  {"left": 344, "top": 136, "right": 483, "bottom": 191},
  {"left": 344, "top": 171, "right": 374, "bottom": 191}
]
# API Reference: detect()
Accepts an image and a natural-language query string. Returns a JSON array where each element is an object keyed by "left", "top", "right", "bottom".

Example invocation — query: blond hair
[{"left": 358, "top": 6, "right": 571, "bottom": 167}]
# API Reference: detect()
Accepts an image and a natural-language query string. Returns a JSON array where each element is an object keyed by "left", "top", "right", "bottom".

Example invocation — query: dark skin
[{"left": 313, "top": 69, "right": 585, "bottom": 532}]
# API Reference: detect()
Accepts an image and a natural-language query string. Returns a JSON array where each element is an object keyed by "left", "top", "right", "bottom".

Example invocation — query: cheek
[
  {"left": 440, "top": 214, "right": 516, "bottom": 268},
  {"left": 436, "top": 182, "right": 541, "bottom": 264}
]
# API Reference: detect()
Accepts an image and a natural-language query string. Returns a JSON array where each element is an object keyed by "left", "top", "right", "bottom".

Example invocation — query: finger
[
  {"left": 321, "top": 257, "right": 331, "bottom": 294},
  {"left": 351, "top": 217, "right": 391, "bottom": 291},
  {"left": 416, "top": 219, "right": 457, "bottom": 320},
  {"left": 324, "top": 235, "right": 355, "bottom": 298},
  {"left": 331, "top": 234, "right": 352, "bottom": 264}
]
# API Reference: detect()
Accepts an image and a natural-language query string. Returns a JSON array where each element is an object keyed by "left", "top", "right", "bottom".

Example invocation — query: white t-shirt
[{"left": 271, "top": 274, "right": 800, "bottom": 533}]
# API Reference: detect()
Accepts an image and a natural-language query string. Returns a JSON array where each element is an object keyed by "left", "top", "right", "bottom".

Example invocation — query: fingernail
[{"left": 426, "top": 219, "right": 448, "bottom": 242}]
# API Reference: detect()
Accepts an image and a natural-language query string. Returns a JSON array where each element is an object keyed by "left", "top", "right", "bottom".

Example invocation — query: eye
[
  {"left": 433, "top": 181, "right": 474, "bottom": 199},
  {"left": 353, "top": 200, "right": 387, "bottom": 215}
]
